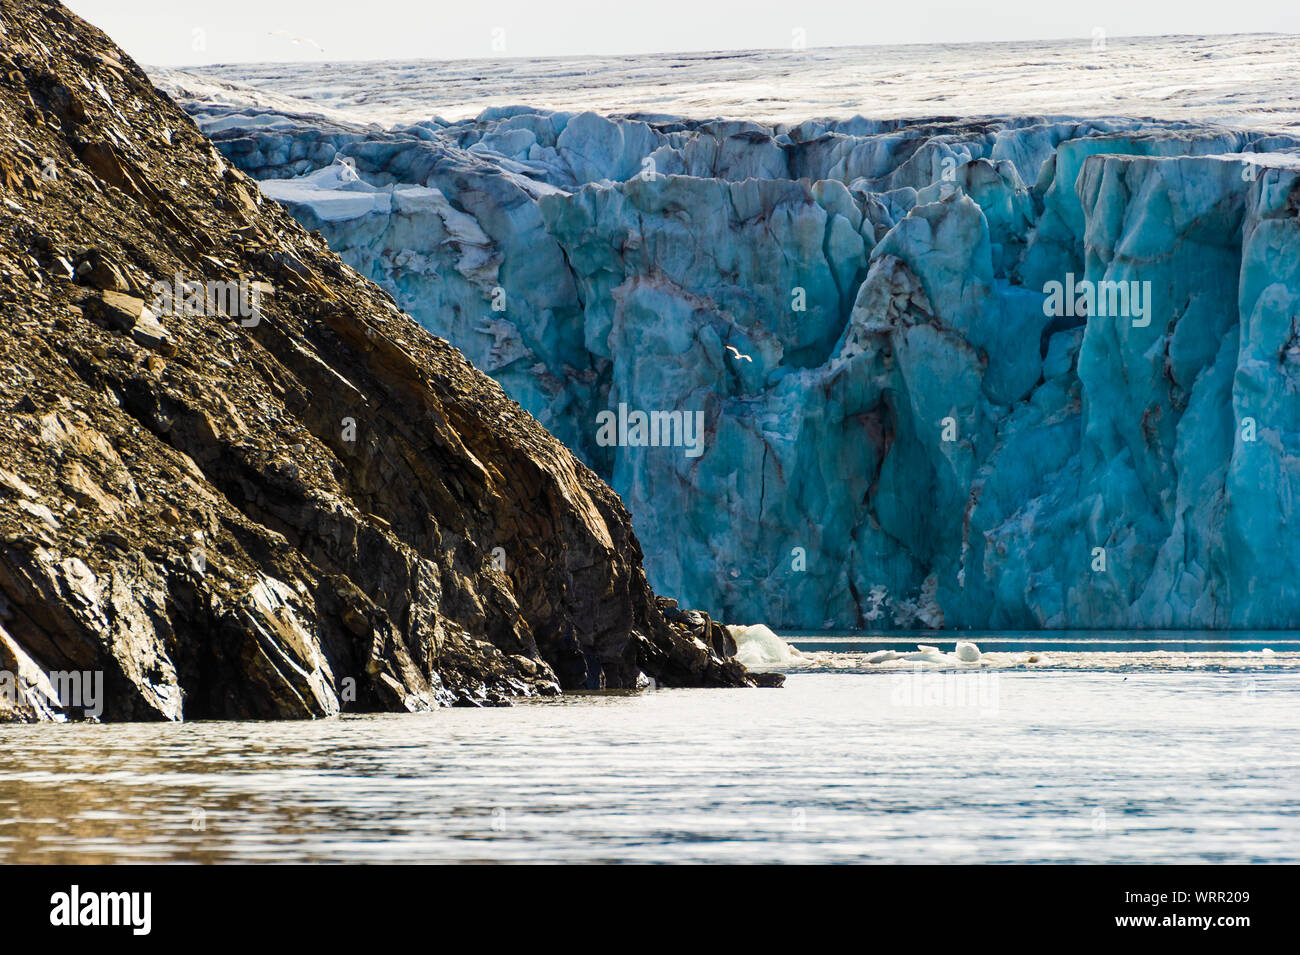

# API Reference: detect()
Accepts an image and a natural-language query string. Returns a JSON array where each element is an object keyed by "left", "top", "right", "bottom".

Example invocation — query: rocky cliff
[{"left": 0, "top": 0, "right": 770, "bottom": 723}]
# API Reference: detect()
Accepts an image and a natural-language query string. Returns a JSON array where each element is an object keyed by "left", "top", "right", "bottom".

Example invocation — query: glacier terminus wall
[{"left": 178, "top": 100, "right": 1300, "bottom": 629}]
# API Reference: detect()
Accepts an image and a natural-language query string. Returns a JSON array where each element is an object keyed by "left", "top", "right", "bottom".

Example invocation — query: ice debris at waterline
[
  {"left": 862, "top": 641, "right": 1000, "bottom": 667},
  {"left": 727, "top": 624, "right": 805, "bottom": 668},
  {"left": 0, "top": 0, "right": 778, "bottom": 724},
  {"left": 814, "top": 646, "right": 1300, "bottom": 673},
  {"left": 863, "top": 643, "right": 994, "bottom": 665},
  {"left": 172, "top": 93, "right": 1300, "bottom": 631}
]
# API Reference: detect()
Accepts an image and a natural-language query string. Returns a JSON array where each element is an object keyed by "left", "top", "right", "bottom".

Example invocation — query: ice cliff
[{"left": 175, "top": 92, "right": 1300, "bottom": 629}]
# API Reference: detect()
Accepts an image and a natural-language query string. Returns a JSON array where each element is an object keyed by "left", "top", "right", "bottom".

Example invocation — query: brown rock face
[{"left": 0, "top": 0, "right": 774, "bottom": 721}]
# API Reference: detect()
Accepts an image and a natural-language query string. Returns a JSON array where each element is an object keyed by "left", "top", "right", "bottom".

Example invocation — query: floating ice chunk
[
  {"left": 955, "top": 641, "right": 982, "bottom": 662},
  {"left": 728, "top": 624, "right": 802, "bottom": 667},
  {"left": 901, "top": 644, "right": 948, "bottom": 663},
  {"left": 864, "top": 649, "right": 901, "bottom": 664}
]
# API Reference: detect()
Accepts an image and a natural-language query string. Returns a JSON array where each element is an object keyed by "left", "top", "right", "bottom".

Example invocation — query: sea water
[{"left": 1, "top": 637, "right": 1296, "bottom": 864}]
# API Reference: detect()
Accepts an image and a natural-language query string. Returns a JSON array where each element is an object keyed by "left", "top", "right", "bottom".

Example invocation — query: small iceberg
[
  {"left": 866, "top": 641, "right": 985, "bottom": 665},
  {"left": 727, "top": 624, "right": 803, "bottom": 667},
  {"left": 864, "top": 649, "right": 901, "bottom": 664}
]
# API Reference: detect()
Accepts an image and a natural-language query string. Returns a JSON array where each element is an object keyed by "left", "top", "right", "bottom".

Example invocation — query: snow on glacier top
[{"left": 153, "top": 33, "right": 1300, "bottom": 131}]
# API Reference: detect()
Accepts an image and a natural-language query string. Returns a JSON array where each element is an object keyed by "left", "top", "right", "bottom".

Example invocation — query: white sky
[{"left": 65, "top": 0, "right": 1300, "bottom": 66}]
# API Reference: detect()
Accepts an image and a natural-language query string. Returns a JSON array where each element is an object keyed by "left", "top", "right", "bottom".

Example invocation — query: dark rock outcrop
[{"left": 0, "top": 0, "right": 777, "bottom": 722}]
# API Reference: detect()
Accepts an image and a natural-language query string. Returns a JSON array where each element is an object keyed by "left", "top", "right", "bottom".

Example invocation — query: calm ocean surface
[{"left": 1, "top": 636, "right": 1297, "bottom": 864}]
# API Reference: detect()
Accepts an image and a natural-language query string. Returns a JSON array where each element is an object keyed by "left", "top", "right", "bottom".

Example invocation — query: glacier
[{"left": 173, "top": 96, "right": 1300, "bottom": 629}]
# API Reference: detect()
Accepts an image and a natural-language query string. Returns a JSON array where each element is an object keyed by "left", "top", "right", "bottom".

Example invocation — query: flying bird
[
  {"left": 725, "top": 345, "right": 753, "bottom": 362},
  {"left": 332, "top": 155, "right": 360, "bottom": 182},
  {"left": 269, "top": 30, "right": 325, "bottom": 52}
]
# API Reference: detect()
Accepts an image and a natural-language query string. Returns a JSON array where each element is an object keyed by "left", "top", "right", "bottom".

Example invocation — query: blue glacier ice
[{"left": 180, "top": 99, "right": 1300, "bottom": 629}]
